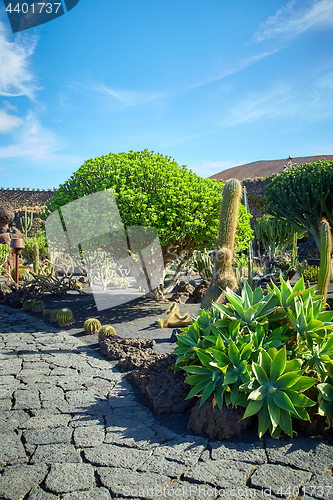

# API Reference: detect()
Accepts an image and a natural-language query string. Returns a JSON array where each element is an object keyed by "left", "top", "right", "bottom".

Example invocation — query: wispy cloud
[
  {"left": 2, "top": 100, "right": 18, "bottom": 112},
  {"left": 221, "top": 66, "right": 333, "bottom": 128},
  {"left": 254, "top": 0, "right": 333, "bottom": 43},
  {"left": 66, "top": 78, "right": 168, "bottom": 108},
  {"left": 0, "top": 109, "right": 23, "bottom": 133},
  {"left": 0, "top": 111, "right": 61, "bottom": 159},
  {"left": 226, "top": 83, "right": 294, "bottom": 126},
  {"left": 0, "top": 110, "right": 83, "bottom": 169},
  {"left": 0, "top": 20, "right": 40, "bottom": 98}
]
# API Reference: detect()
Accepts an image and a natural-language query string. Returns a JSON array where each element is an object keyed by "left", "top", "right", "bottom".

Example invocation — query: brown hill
[{"left": 208, "top": 155, "right": 333, "bottom": 182}]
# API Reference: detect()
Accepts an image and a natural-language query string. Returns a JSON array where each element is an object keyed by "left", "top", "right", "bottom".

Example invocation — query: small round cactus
[
  {"left": 31, "top": 300, "right": 45, "bottom": 313},
  {"left": 43, "top": 309, "right": 52, "bottom": 317},
  {"left": 98, "top": 325, "right": 116, "bottom": 342},
  {"left": 49, "top": 309, "right": 59, "bottom": 323},
  {"left": 57, "top": 308, "right": 75, "bottom": 327},
  {"left": 83, "top": 318, "right": 101, "bottom": 334},
  {"left": 23, "top": 299, "right": 34, "bottom": 311}
]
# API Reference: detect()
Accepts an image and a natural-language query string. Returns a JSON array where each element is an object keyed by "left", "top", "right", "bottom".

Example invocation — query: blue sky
[{"left": 0, "top": 0, "right": 333, "bottom": 189}]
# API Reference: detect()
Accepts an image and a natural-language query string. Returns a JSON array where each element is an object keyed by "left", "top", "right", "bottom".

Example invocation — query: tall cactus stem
[
  {"left": 33, "top": 243, "right": 39, "bottom": 275},
  {"left": 317, "top": 218, "right": 332, "bottom": 301},
  {"left": 202, "top": 179, "right": 242, "bottom": 310},
  {"left": 20, "top": 207, "right": 33, "bottom": 238},
  {"left": 243, "top": 186, "right": 254, "bottom": 290}
]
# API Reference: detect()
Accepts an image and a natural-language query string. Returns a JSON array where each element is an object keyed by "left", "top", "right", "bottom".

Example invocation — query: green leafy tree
[
  {"left": 266, "top": 160, "right": 333, "bottom": 250},
  {"left": 42, "top": 150, "right": 253, "bottom": 297}
]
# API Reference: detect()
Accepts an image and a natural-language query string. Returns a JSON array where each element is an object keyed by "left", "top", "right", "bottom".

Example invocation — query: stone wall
[
  {"left": 0, "top": 188, "right": 56, "bottom": 237},
  {"left": 1, "top": 179, "right": 271, "bottom": 233},
  {"left": 242, "top": 177, "right": 272, "bottom": 225}
]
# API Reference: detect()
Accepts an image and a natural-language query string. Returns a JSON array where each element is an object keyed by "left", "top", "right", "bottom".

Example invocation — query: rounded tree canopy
[
  {"left": 43, "top": 149, "right": 253, "bottom": 263},
  {"left": 266, "top": 159, "right": 333, "bottom": 250}
]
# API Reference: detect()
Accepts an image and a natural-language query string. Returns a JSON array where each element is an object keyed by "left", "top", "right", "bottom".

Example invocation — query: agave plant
[
  {"left": 213, "top": 281, "right": 280, "bottom": 331},
  {"left": 182, "top": 337, "right": 252, "bottom": 410},
  {"left": 241, "top": 346, "right": 317, "bottom": 438},
  {"left": 299, "top": 334, "right": 333, "bottom": 382}
]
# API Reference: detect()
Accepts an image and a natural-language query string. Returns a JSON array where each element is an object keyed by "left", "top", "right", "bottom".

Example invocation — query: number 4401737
[{"left": 6, "top": 3, "right": 62, "bottom": 14}]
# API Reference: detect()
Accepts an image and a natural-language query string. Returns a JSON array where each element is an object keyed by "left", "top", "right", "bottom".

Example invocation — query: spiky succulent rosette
[
  {"left": 57, "top": 308, "right": 75, "bottom": 327},
  {"left": 31, "top": 300, "right": 45, "bottom": 313},
  {"left": 23, "top": 300, "right": 34, "bottom": 311},
  {"left": 49, "top": 309, "right": 59, "bottom": 323},
  {"left": 98, "top": 325, "right": 116, "bottom": 342},
  {"left": 43, "top": 309, "right": 52, "bottom": 317},
  {"left": 83, "top": 318, "right": 101, "bottom": 334}
]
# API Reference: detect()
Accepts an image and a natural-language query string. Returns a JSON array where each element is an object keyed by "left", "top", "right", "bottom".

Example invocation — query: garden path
[{"left": 1, "top": 304, "right": 333, "bottom": 499}]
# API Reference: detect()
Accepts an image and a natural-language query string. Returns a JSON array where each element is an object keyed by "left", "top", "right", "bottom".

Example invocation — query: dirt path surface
[{"left": 21, "top": 290, "right": 202, "bottom": 354}]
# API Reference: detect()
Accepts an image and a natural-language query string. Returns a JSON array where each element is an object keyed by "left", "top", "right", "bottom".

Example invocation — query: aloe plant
[{"left": 242, "top": 347, "right": 317, "bottom": 438}]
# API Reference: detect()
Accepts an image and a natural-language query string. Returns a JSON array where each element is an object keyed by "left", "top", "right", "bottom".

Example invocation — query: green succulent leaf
[
  {"left": 248, "top": 385, "right": 267, "bottom": 401},
  {"left": 284, "top": 390, "right": 316, "bottom": 408},
  {"left": 291, "top": 376, "right": 317, "bottom": 392},
  {"left": 258, "top": 402, "right": 271, "bottom": 438},
  {"left": 252, "top": 362, "right": 269, "bottom": 387},
  {"left": 272, "top": 390, "right": 299, "bottom": 417},
  {"left": 270, "top": 347, "right": 286, "bottom": 381},
  {"left": 267, "top": 395, "right": 280, "bottom": 430},
  {"left": 317, "top": 383, "right": 333, "bottom": 401},
  {"left": 199, "top": 380, "right": 216, "bottom": 406},
  {"left": 275, "top": 372, "right": 301, "bottom": 389},
  {"left": 243, "top": 398, "right": 264, "bottom": 418},
  {"left": 278, "top": 409, "right": 293, "bottom": 436}
]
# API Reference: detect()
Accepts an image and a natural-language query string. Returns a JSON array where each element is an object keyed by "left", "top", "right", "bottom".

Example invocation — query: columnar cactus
[
  {"left": 192, "top": 250, "right": 213, "bottom": 281},
  {"left": 201, "top": 179, "right": 242, "bottom": 310},
  {"left": 84, "top": 318, "right": 101, "bottom": 334},
  {"left": 33, "top": 243, "right": 39, "bottom": 274},
  {"left": 57, "top": 308, "right": 75, "bottom": 327},
  {"left": 20, "top": 207, "right": 33, "bottom": 238},
  {"left": 98, "top": 325, "right": 116, "bottom": 342},
  {"left": 317, "top": 218, "right": 332, "bottom": 301},
  {"left": 243, "top": 186, "right": 253, "bottom": 290},
  {"left": 31, "top": 300, "right": 45, "bottom": 313}
]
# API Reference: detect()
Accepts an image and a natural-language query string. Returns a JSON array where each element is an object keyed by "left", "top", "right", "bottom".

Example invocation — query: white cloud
[
  {"left": 0, "top": 109, "right": 23, "bottom": 132},
  {"left": 2, "top": 100, "right": 18, "bottom": 112},
  {"left": 0, "top": 20, "right": 40, "bottom": 98},
  {"left": 0, "top": 111, "right": 59, "bottom": 159},
  {"left": 0, "top": 111, "right": 83, "bottom": 168},
  {"left": 254, "top": 0, "right": 333, "bottom": 43}
]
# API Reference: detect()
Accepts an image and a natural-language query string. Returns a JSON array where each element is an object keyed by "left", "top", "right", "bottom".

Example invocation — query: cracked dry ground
[{"left": 1, "top": 304, "right": 333, "bottom": 499}]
